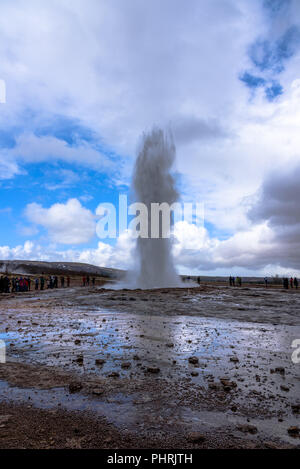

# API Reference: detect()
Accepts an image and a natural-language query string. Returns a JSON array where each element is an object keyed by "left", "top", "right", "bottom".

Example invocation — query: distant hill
[{"left": 0, "top": 260, "right": 124, "bottom": 279}]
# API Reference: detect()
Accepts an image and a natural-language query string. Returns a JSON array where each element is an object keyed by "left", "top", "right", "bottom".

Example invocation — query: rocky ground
[{"left": 0, "top": 283, "right": 299, "bottom": 449}]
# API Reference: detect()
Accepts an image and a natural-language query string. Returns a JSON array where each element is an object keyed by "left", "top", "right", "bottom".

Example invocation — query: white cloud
[
  {"left": 25, "top": 198, "right": 96, "bottom": 245},
  {"left": 2, "top": 220, "right": 300, "bottom": 277},
  {"left": 1, "top": 133, "right": 111, "bottom": 173},
  {"left": 0, "top": 231, "right": 135, "bottom": 271}
]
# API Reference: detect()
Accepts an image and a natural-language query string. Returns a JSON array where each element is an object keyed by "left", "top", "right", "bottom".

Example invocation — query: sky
[{"left": 0, "top": 0, "right": 300, "bottom": 277}]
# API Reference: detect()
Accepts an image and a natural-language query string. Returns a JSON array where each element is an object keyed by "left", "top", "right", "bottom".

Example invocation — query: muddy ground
[{"left": 0, "top": 283, "right": 299, "bottom": 449}]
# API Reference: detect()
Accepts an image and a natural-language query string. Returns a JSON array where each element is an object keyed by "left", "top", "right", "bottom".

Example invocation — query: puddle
[
  {"left": 1, "top": 312, "right": 299, "bottom": 401},
  {"left": 1, "top": 304, "right": 299, "bottom": 446},
  {"left": 0, "top": 378, "right": 298, "bottom": 445}
]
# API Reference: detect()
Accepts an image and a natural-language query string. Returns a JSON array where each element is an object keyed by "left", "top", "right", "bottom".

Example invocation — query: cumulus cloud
[
  {"left": 2, "top": 219, "right": 299, "bottom": 277},
  {"left": 172, "top": 220, "right": 275, "bottom": 271},
  {"left": 249, "top": 164, "right": 300, "bottom": 228},
  {"left": 0, "top": 231, "right": 135, "bottom": 271},
  {"left": 2, "top": 133, "right": 111, "bottom": 173},
  {"left": 245, "top": 163, "right": 300, "bottom": 268},
  {"left": 172, "top": 116, "right": 230, "bottom": 145},
  {"left": 25, "top": 199, "right": 96, "bottom": 245}
]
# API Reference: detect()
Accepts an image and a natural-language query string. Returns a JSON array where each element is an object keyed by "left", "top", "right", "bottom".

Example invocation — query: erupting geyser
[{"left": 132, "top": 127, "right": 181, "bottom": 289}]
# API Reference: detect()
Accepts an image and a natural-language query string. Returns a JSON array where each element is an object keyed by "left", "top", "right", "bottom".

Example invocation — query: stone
[
  {"left": 237, "top": 424, "right": 258, "bottom": 435},
  {"left": 146, "top": 367, "right": 160, "bottom": 374},
  {"left": 187, "top": 432, "right": 206, "bottom": 443},
  {"left": 280, "top": 385, "right": 289, "bottom": 392},
  {"left": 121, "top": 362, "right": 131, "bottom": 369},
  {"left": 220, "top": 378, "right": 237, "bottom": 390},
  {"left": 76, "top": 355, "right": 83, "bottom": 364},
  {"left": 188, "top": 356, "right": 199, "bottom": 365},
  {"left": 230, "top": 357, "right": 239, "bottom": 363},
  {"left": 291, "top": 404, "right": 300, "bottom": 414},
  {"left": 69, "top": 382, "right": 83, "bottom": 393},
  {"left": 275, "top": 367, "right": 285, "bottom": 375},
  {"left": 191, "top": 371, "right": 199, "bottom": 377},
  {"left": 108, "top": 372, "right": 120, "bottom": 378},
  {"left": 287, "top": 426, "right": 299, "bottom": 436},
  {"left": 95, "top": 359, "right": 106, "bottom": 366}
]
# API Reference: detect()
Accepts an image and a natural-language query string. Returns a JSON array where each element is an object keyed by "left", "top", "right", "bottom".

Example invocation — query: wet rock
[
  {"left": 121, "top": 362, "right": 131, "bottom": 369},
  {"left": 146, "top": 367, "right": 160, "bottom": 374},
  {"left": 280, "top": 385, "right": 290, "bottom": 392},
  {"left": 208, "top": 383, "right": 219, "bottom": 391},
  {"left": 92, "top": 387, "right": 104, "bottom": 396},
  {"left": 220, "top": 378, "right": 237, "bottom": 391},
  {"left": 187, "top": 432, "right": 206, "bottom": 443},
  {"left": 230, "top": 357, "right": 239, "bottom": 363},
  {"left": 287, "top": 426, "right": 299, "bottom": 437},
  {"left": 237, "top": 424, "right": 258, "bottom": 435},
  {"left": 95, "top": 359, "right": 106, "bottom": 366},
  {"left": 188, "top": 356, "right": 199, "bottom": 365},
  {"left": 68, "top": 382, "right": 83, "bottom": 394},
  {"left": 76, "top": 355, "right": 84, "bottom": 365},
  {"left": 291, "top": 404, "right": 300, "bottom": 414}
]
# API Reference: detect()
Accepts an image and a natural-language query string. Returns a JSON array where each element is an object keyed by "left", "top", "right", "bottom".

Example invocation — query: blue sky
[{"left": 0, "top": 0, "right": 300, "bottom": 275}]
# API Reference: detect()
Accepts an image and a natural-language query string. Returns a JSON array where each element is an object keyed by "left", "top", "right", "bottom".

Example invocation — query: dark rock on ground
[
  {"left": 237, "top": 424, "right": 258, "bottom": 435},
  {"left": 68, "top": 382, "right": 83, "bottom": 394},
  {"left": 187, "top": 432, "right": 206, "bottom": 443}
]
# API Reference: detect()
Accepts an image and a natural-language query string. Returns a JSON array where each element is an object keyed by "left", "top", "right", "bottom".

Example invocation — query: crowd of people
[
  {"left": 0, "top": 274, "right": 99, "bottom": 294},
  {"left": 229, "top": 276, "right": 242, "bottom": 286},
  {"left": 283, "top": 277, "right": 298, "bottom": 289},
  {"left": 1, "top": 273, "right": 299, "bottom": 294},
  {"left": 82, "top": 275, "right": 96, "bottom": 287},
  {"left": 229, "top": 276, "right": 298, "bottom": 289},
  {"left": 0, "top": 276, "right": 32, "bottom": 293}
]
